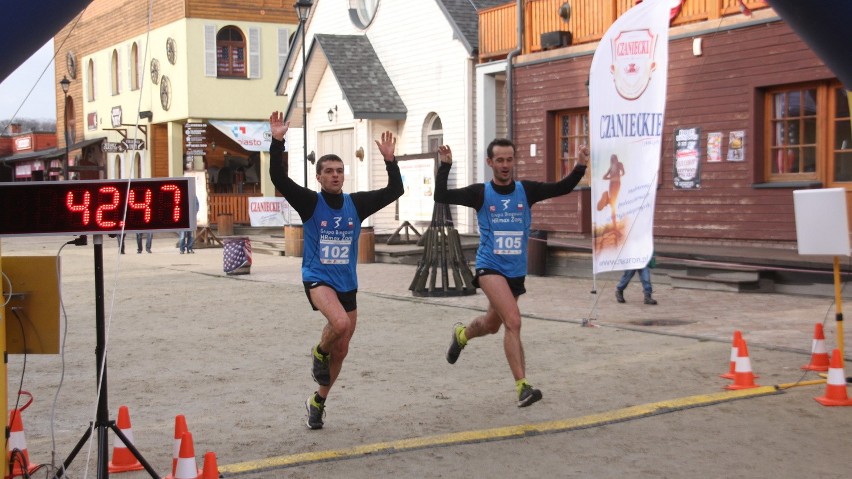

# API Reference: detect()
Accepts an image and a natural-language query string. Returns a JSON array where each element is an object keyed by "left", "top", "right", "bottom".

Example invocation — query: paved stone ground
[{"left": 1, "top": 234, "right": 849, "bottom": 478}]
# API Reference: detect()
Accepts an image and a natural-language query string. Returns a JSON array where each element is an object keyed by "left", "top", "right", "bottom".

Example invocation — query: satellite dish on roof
[{"left": 558, "top": 2, "right": 571, "bottom": 23}]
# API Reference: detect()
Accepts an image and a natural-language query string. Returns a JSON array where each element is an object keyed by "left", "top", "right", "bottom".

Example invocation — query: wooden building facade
[
  {"left": 53, "top": 0, "right": 298, "bottom": 226},
  {"left": 479, "top": 1, "right": 850, "bottom": 247}
]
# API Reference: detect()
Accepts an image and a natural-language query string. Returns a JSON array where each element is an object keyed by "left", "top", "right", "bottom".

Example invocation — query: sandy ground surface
[{"left": 2, "top": 234, "right": 850, "bottom": 478}]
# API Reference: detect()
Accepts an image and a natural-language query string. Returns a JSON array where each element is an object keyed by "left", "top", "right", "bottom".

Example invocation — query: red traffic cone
[
  {"left": 814, "top": 349, "right": 852, "bottom": 406},
  {"left": 6, "top": 408, "right": 39, "bottom": 479},
  {"left": 720, "top": 330, "right": 742, "bottom": 379},
  {"left": 108, "top": 405, "right": 144, "bottom": 473},
  {"left": 801, "top": 323, "right": 830, "bottom": 371},
  {"left": 725, "top": 337, "right": 760, "bottom": 390},
  {"left": 201, "top": 451, "right": 219, "bottom": 479},
  {"left": 174, "top": 432, "right": 200, "bottom": 479}
]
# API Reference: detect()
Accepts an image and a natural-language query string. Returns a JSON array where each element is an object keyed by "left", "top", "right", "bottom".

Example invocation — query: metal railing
[{"left": 479, "top": 0, "right": 770, "bottom": 61}]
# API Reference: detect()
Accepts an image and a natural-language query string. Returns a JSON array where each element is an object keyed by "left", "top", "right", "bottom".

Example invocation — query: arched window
[
  {"left": 111, "top": 49, "right": 120, "bottom": 95},
  {"left": 349, "top": 0, "right": 380, "bottom": 29},
  {"left": 216, "top": 26, "right": 247, "bottom": 78},
  {"left": 423, "top": 114, "right": 443, "bottom": 153},
  {"left": 114, "top": 155, "right": 122, "bottom": 179},
  {"left": 87, "top": 59, "right": 95, "bottom": 101},
  {"left": 64, "top": 96, "right": 77, "bottom": 145},
  {"left": 130, "top": 43, "right": 139, "bottom": 91},
  {"left": 133, "top": 152, "right": 142, "bottom": 178}
]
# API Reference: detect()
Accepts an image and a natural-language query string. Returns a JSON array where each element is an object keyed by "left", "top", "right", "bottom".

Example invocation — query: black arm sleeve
[
  {"left": 433, "top": 162, "right": 485, "bottom": 210},
  {"left": 351, "top": 159, "right": 405, "bottom": 220},
  {"left": 269, "top": 138, "right": 317, "bottom": 221},
  {"left": 522, "top": 164, "right": 588, "bottom": 206}
]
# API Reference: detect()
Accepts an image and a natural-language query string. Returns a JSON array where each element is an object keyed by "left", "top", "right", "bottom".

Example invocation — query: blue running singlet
[
  {"left": 475, "top": 182, "right": 531, "bottom": 278},
  {"left": 302, "top": 193, "right": 362, "bottom": 292}
]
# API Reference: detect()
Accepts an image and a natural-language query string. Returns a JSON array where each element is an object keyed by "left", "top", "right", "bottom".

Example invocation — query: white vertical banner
[{"left": 590, "top": 0, "right": 669, "bottom": 274}]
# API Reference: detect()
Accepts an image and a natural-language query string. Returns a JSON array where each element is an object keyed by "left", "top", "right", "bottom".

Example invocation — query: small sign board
[
  {"left": 103, "top": 142, "right": 126, "bottom": 152},
  {"left": 111, "top": 106, "right": 122, "bottom": 128},
  {"left": 121, "top": 138, "right": 146, "bottom": 150}
]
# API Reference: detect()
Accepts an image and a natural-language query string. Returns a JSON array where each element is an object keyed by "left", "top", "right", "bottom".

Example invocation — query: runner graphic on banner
[{"left": 590, "top": 0, "right": 669, "bottom": 274}]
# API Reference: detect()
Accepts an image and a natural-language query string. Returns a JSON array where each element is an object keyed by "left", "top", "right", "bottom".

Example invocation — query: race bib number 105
[{"left": 493, "top": 231, "right": 523, "bottom": 255}]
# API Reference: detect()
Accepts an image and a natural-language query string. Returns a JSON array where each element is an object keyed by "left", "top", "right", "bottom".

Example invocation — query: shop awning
[
  {"left": 67, "top": 136, "right": 106, "bottom": 151},
  {"left": 209, "top": 121, "right": 270, "bottom": 152},
  {"left": 0, "top": 148, "right": 64, "bottom": 165}
]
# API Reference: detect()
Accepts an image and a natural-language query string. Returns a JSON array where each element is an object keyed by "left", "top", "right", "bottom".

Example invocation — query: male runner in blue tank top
[
  {"left": 436, "top": 138, "right": 589, "bottom": 407},
  {"left": 268, "top": 111, "right": 403, "bottom": 429}
]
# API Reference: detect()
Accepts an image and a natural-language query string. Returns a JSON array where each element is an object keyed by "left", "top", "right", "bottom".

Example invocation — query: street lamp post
[
  {"left": 59, "top": 75, "right": 71, "bottom": 180},
  {"left": 295, "top": 0, "right": 313, "bottom": 187}
]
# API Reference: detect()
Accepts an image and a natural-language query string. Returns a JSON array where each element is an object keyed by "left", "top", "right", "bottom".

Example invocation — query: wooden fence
[{"left": 208, "top": 193, "right": 255, "bottom": 225}]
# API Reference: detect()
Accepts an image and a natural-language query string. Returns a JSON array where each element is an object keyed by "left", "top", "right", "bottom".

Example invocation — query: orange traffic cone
[
  {"left": 6, "top": 408, "right": 39, "bottom": 479},
  {"left": 725, "top": 337, "right": 760, "bottom": 390},
  {"left": 174, "top": 432, "right": 200, "bottom": 479},
  {"left": 201, "top": 451, "right": 219, "bottom": 479},
  {"left": 720, "top": 330, "right": 742, "bottom": 379},
  {"left": 814, "top": 349, "right": 852, "bottom": 406},
  {"left": 801, "top": 323, "right": 830, "bottom": 371},
  {"left": 165, "top": 415, "right": 200, "bottom": 479},
  {"left": 108, "top": 405, "right": 144, "bottom": 473}
]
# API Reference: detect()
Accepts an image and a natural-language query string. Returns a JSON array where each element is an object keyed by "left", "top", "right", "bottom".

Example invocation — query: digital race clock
[{"left": 0, "top": 178, "right": 196, "bottom": 237}]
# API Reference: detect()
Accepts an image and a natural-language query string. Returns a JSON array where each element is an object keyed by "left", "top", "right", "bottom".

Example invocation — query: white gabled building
[{"left": 277, "top": 0, "right": 507, "bottom": 235}]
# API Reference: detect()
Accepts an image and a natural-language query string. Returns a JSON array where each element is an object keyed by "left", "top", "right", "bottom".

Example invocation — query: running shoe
[
  {"left": 305, "top": 393, "right": 325, "bottom": 430},
  {"left": 311, "top": 345, "right": 331, "bottom": 386},
  {"left": 446, "top": 322, "right": 466, "bottom": 364},
  {"left": 517, "top": 384, "right": 543, "bottom": 407}
]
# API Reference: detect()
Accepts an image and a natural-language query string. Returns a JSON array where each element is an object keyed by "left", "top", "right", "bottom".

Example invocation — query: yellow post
[
  {"left": 834, "top": 256, "right": 844, "bottom": 358},
  {"left": 1, "top": 240, "right": 7, "bottom": 477},
  {"left": 842, "top": 89, "right": 852, "bottom": 359}
]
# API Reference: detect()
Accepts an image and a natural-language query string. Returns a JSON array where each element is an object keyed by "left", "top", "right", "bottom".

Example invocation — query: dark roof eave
[
  {"left": 353, "top": 112, "right": 407, "bottom": 120},
  {"left": 0, "top": 148, "right": 64, "bottom": 163}
]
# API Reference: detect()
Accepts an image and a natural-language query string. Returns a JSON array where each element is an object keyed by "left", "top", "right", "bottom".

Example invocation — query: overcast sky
[{"left": 0, "top": 40, "right": 56, "bottom": 122}]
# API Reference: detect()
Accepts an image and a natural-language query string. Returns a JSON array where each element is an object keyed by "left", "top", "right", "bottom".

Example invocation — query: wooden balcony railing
[
  {"left": 479, "top": 0, "right": 770, "bottom": 61},
  {"left": 208, "top": 193, "right": 256, "bottom": 225}
]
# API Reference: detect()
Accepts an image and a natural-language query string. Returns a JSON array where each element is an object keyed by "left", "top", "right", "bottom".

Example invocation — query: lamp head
[
  {"left": 60, "top": 75, "right": 71, "bottom": 94},
  {"left": 294, "top": 0, "right": 313, "bottom": 22}
]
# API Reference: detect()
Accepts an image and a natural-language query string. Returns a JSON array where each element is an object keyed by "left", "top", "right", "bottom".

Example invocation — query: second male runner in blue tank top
[
  {"left": 268, "top": 111, "right": 403, "bottom": 429},
  {"left": 436, "top": 138, "right": 589, "bottom": 407}
]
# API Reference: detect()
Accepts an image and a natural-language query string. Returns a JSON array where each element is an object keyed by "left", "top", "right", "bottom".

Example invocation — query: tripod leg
[
  {"left": 53, "top": 425, "right": 93, "bottom": 479},
  {"left": 111, "top": 424, "right": 160, "bottom": 478}
]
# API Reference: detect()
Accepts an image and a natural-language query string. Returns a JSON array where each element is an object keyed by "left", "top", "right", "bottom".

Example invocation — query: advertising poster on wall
[
  {"left": 247, "top": 197, "right": 298, "bottom": 226},
  {"left": 707, "top": 132, "right": 722, "bottom": 162},
  {"left": 673, "top": 127, "right": 701, "bottom": 189},
  {"left": 727, "top": 130, "right": 745, "bottom": 161},
  {"left": 397, "top": 158, "right": 436, "bottom": 223}
]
